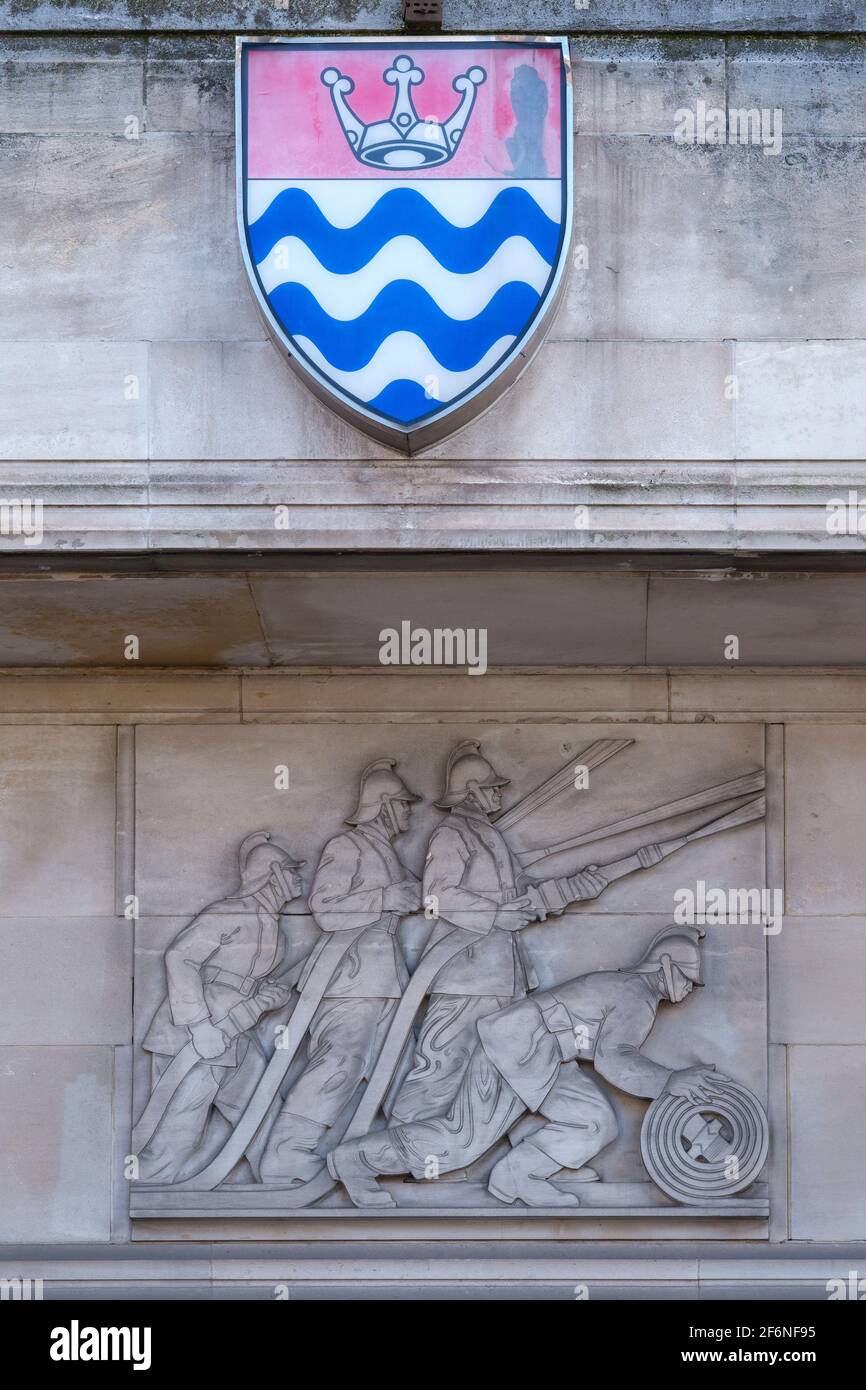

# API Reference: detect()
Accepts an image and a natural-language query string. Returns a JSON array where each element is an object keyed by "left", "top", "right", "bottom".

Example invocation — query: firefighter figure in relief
[
  {"left": 329, "top": 926, "right": 719, "bottom": 1207},
  {"left": 133, "top": 740, "right": 769, "bottom": 1207}
]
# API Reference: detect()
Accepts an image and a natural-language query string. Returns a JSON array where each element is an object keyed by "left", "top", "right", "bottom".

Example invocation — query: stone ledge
[
  {"left": 2, "top": 2, "right": 865, "bottom": 36},
  {"left": 2, "top": 1240, "right": 864, "bottom": 1299},
  {"left": 0, "top": 461, "right": 865, "bottom": 554},
  {"left": 129, "top": 1181, "right": 769, "bottom": 1220}
]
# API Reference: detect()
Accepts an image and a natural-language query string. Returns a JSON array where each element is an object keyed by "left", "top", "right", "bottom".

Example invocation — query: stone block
[
  {"left": 560, "top": 135, "right": 866, "bottom": 343},
  {"left": 671, "top": 672, "right": 866, "bottom": 721},
  {"left": 572, "top": 37, "right": 725, "bottom": 135},
  {"left": 0, "top": 1047, "right": 114, "bottom": 1241},
  {"left": 250, "top": 571, "right": 648, "bottom": 666},
  {"left": 735, "top": 340, "right": 866, "bottom": 459},
  {"left": 0, "top": 40, "right": 145, "bottom": 134},
  {"left": 0, "top": 918, "right": 132, "bottom": 1045},
  {"left": 148, "top": 341, "right": 383, "bottom": 461},
  {"left": 647, "top": 573, "right": 866, "bottom": 666},
  {"left": 0, "top": 726, "right": 115, "bottom": 916},
  {"left": 0, "top": 131, "right": 260, "bottom": 343},
  {"left": 0, "top": 341, "right": 147, "bottom": 461},
  {"left": 145, "top": 48, "right": 233, "bottom": 133},
  {"left": 0, "top": 577, "right": 267, "bottom": 667},
  {"left": 0, "top": 674, "right": 240, "bottom": 719},
  {"left": 728, "top": 38, "right": 866, "bottom": 137},
  {"left": 2, "top": 1, "right": 861, "bottom": 34},
  {"left": 241, "top": 671, "right": 669, "bottom": 720},
  {"left": 430, "top": 340, "right": 734, "bottom": 461},
  {"left": 790, "top": 1045, "right": 866, "bottom": 1239},
  {"left": 149, "top": 338, "right": 732, "bottom": 462},
  {"left": 785, "top": 725, "right": 866, "bottom": 915},
  {"left": 770, "top": 920, "right": 866, "bottom": 1043}
]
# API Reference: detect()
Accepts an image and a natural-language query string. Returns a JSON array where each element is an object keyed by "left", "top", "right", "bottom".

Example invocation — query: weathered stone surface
[
  {"left": 647, "top": 573, "right": 866, "bottom": 665},
  {"left": 0, "top": 459, "right": 861, "bottom": 553},
  {"left": 148, "top": 341, "right": 384, "bottom": 461},
  {"left": 572, "top": 38, "right": 726, "bottom": 135},
  {"left": 0, "top": 1047, "right": 114, "bottom": 1241},
  {"left": 0, "top": 673, "right": 240, "bottom": 718},
  {"left": 0, "top": 342, "right": 147, "bottom": 461},
  {"left": 0, "top": 577, "right": 268, "bottom": 666},
  {"left": 429, "top": 341, "right": 733, "bottom": 460},
  {"left": 250, "top": 571, "right": 648, "bottom": 666},
  {"left": 7, "top": 570, "right": 866, "bottom": 669},
  {"left": 6, "top": 1245, "right": 862, "bottom": 1296},
  {"left": 4, "top": 569, "right": 866, "bottom": 668},
  {"left": 0, "top": 132, "right": 260, "bottom": 343},
  {"left": 3, "top": 1, "right": 863, "bottom": 33},
  {"left": 0, "top": 918, "right": 131, "bottom": 1044},
  {"left": 0, "top": 40, "right": 145, "bottom": 134},
  {"left": 241, "top": 670, "right": 669, "bottom": 719},
  {"left": 770, "top": 920, "right": 866, "bottom": 1043},
  {"left": 790, "top": 1046, "right": 866, "bottom": 1240},
  {"left": 0, "top": 726, "right": 115, "bottom": 915},
  {"left": 736, "top": 340, "right": 866, "bottom": 458},
  {"left": 561, "top": 137, "right": 866, "bottom": 344},
  {"left": 148, "top": 338, "right": 733, "bottom": 462},
  {"left": 0, "top": 460, "right": 148, "bottom": 504},
  {"left": 145, "top": 50, "right": 233, "bottom": 133},
  {"left": 672, "top": 672, "right": 866, "bottom": 720},
  {"left": 785, "top": 724, "right": 866, "bottom": 915},
  {"left": 728, "top": 37, "right": 866, "bottom": 137}
]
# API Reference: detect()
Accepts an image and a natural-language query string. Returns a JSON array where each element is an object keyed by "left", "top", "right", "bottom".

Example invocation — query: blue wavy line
[
  {"left": 248, "top": 187, "right": 560, "bottom": 271},
  {"left": 267, "top": 280, "right": 537, "bottom": 372},
  {"left": 366, "top": 379, "right": 443, "bottom": 424}
]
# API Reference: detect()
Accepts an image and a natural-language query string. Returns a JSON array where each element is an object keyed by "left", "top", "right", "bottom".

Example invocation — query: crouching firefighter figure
[
  {"left": 136, "top": 832, "right": 306, "bottom": 1183},
  {"left": 328, "top": 926, "right": 722, "bottom": 1208}
]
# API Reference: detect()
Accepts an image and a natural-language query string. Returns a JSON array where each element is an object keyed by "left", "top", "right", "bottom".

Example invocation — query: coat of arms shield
[{"left": 236, "top": 36, "right": 573, "bottom": 453}]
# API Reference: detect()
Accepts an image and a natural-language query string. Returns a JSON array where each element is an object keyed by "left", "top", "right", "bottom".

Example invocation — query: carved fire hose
[
  {"left": 157, "top": 925, "right": 370, "bottom": 1192},
  {"left": 640, "top": 1079, "right": 769, "bottom": 1205},
  {"left": 262, "top": 796, "right": 767, "bottom": 1209},
  {"left": 151, "top": 790, "right": 765, "bottom": 1204}
]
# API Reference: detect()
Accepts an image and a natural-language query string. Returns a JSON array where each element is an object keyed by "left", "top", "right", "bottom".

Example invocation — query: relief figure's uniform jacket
[
  {"left": 390, "top": 805, "right": 532, "bottom": 1124},
  {"left": 139, "top": 885, "right": 290, "bottom": 1182},
  {"left": 350, "top": 970, "right": 673, "bottom": 1187},
  {"left": 259, "top": 821, "right": 420, "bottom": 1182}
]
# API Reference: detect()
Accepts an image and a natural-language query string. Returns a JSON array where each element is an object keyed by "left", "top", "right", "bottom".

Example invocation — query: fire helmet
[
  {"left": 237, "top": 830, "right": 304, "bottom": 896},
  {"left": 632, "top": 925, "right": 704, "bottom": 991},
  {"left": 345, "top": 758, "right": 421, "bottom": 826},
  {"left": 436, "top": 740, "right": 510, "bottom": 809}
]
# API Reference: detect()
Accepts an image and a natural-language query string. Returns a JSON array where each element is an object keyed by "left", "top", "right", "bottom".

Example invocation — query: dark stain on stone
[{"left": 506, "top": 64, "right": 548, "bottom": 179}]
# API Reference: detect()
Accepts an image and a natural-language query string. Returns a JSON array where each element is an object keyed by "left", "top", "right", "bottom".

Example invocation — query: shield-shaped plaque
[{"left": 236, "top": 36, "right": 573, "bottom": 453}]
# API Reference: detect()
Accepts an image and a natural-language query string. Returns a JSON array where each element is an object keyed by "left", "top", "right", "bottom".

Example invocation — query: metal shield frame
[{"left": 235, "top": 34, "right": 574, "bottom": 456}]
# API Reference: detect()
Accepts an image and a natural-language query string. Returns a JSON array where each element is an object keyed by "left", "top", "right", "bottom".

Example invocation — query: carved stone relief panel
[{"left": 129, "top": 722, "right": 770, "bottom": 1219}]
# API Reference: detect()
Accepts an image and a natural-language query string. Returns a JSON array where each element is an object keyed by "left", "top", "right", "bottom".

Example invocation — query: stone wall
[
  {"left": 0, "top": 668, "right": 863, "bottom": 1295},
  {"left": 2, "top": 20, "right": 866, "bottom": 549},
  {"left": 2, "top": 2, "right": 866, "bottom": 1298}
]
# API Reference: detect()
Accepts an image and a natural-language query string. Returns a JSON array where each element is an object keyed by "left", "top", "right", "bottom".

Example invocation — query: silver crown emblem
[{"left": 321, "top": 54, "right": 486, "bottom": 170}]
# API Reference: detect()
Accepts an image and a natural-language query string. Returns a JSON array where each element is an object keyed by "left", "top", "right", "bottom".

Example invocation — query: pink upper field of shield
[{"left": 246, "top": 45, "right": 563, "bottom": 179}]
